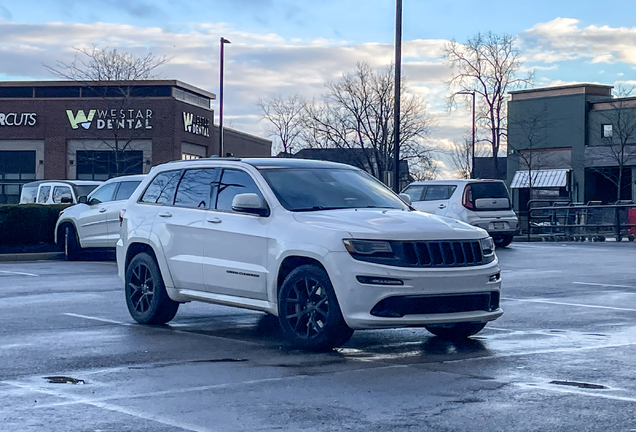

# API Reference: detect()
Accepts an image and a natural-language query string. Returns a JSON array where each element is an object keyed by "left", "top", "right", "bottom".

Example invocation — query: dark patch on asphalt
[
  {"left": 128, "top": 358, "right": 248, "bottom": 370},
  {"left": 190, "top": 358, "right": 248, "bottom": 363},
  {"left": 452, "top": 397, "right": 484, "bottom": 404},
  {"left": 44, "top": 376, "right": 86, "bottom": 384},
  {"left": 550, "top": 380, "right": 607, "bottom": 390}
]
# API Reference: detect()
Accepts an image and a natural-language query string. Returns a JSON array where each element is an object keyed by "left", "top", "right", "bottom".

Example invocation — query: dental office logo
[
  {"left": 183, "top": 112, "right": 210, "bottom": 137},
  {"left": 66, "top": 109, "right": 153, "bottom": 130},
  {"left": 0, "top": 112, "right": 37, "bottom": 127}
]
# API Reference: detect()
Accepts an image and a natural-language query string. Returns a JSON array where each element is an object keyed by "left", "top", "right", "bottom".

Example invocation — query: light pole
[
  {"left": 392, "top": 0, "right": 402, "bottom": 192},
  {"left": 218, "top": 37, "right": 231, "bottom": 157},
  {"left": 456, "top": 91, "right": 475, "bottom": 179}
]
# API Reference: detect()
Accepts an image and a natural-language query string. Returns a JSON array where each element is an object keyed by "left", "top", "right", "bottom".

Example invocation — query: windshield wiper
[{"left": 293, "top": 206, "right": 349, "bottom": 212}]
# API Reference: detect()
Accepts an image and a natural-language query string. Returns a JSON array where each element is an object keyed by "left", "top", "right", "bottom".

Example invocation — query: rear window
[
  {"left": 20, "top": 184, "right": 38, "bottom": 204},
  {"left": 464, "top": 182, "right": 511, "bottom": 210}
]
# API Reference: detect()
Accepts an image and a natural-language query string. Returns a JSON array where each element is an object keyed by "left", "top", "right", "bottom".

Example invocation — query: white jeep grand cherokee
[{"left": 117, "top": 158, "right": 502, "bottom": 350}]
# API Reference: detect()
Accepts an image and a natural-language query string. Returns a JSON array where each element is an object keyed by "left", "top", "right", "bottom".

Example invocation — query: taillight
[
  {"left": 119, "top": 209, "right": 126, "bottom": 225},
  {"left": 462, "top": 185, "right": 473, "bottom": 209}
]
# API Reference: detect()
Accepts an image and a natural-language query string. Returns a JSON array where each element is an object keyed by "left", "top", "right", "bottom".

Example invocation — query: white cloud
[{"left": 522, "top": 18, "right": 636, "bottom": 65}]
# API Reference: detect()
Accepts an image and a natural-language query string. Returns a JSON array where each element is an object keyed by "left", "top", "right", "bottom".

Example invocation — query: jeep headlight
[
  {"left": 480, "top": 237, "right": 496, "bottom": 264},
  {"left": 343, "top": 239, "right": 393, "bottom": 256}
]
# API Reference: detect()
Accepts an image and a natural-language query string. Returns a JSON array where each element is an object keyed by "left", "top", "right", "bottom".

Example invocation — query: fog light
[
  {"left": 489, "top": 273, "right": 501, "bottom": 283},
  {"left": 356, "top": 276, "right": 404, "bottom": 286}
]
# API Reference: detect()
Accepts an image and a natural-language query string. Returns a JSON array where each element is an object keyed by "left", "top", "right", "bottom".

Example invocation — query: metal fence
[{"left": 527, "top": 201, "right": 636, "bottom": 242}]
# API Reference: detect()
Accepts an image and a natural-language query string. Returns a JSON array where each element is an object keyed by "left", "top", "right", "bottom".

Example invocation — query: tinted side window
[
  {"left": 215, "top": 169, "right": 264, "bottom": 212},
  {"left": 174, "top": 169, "right": 217, "bottom": 209},
  {"left": 37, "top": 186, "right": 51, "bottom": 203},
  {"left": 89, "top": 182, "right": 118, "bottom": 205},
  {"left": 423, "top": 185, "right": 457, "bottom": 201},
  {"left": 53, "top": 186, "right": 72, "bottom": 203},
  {"left": 402, "top": 185, "right": 425, "bottom": 202},
  {"left": 114, "top": 181, "right": 142, "bottom": 201},
  {"left": 140, "top": 170, "right": 182, "bottom": 205}
]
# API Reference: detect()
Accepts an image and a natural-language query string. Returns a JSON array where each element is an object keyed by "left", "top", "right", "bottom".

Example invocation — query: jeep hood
[{"left": 293, "top": 209, "right": 486, "bottom": 241}]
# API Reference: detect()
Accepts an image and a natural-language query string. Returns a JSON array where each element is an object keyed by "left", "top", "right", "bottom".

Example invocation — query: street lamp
[
  {"left": 218, "top": 37, "right": 231, "bottom": 157},
  {"left": 392, "top": 0, "right": 402, "bottom": 192},
  {"left": 455, "top": 91, "right": 475, "bottom": 179}
]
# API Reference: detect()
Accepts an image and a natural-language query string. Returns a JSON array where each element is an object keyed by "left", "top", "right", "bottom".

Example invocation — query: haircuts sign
[{"left": 0, "top": 112, "right": 37, "bottom": 126}]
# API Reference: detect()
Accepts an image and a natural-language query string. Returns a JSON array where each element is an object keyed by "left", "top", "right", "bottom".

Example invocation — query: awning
[{"left": 510, "top": 169, "right": 569, "bottom": 189}]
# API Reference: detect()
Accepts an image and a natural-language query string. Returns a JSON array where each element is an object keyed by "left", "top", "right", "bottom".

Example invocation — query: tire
[
  {"left": 125, "top": 252, "right": 179, "bottom": 325},
  {"left": 278, "top": 264, "right": 353, "bottom": 351},
  {"left": 60, "top": 224, "right": 82, "bottom": 261},
  {"left": 493, "top": 234, "right": 513, "bottom": 248},
  {"left": 424, "top": 322, "right": 487, "bottom": 340}
]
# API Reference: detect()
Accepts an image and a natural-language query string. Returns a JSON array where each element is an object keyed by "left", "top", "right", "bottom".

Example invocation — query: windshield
[
  {"left": 258, "top": 167, "right": 409, "bottom": 212},
  {"left": 77, "top": 184, "right": 100, "bottom": 198}
]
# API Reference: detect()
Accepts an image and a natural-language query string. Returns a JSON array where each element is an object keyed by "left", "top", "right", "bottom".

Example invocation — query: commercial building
[
  {"left": 0, "top": 80, "right": 271, "bottom": 203},
  {"left": 507, "top": 83, "right": 636, "bottom": 214}
]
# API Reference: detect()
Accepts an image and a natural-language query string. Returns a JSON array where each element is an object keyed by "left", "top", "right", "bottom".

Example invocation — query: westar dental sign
[
  {"left": 183, "top": 112, "right": 210, "bottom": 137},
  {"left": 66, "top": 109, "right": 153, "bottom": 130},
  {"left": 0, "top": 112, "right": 37, "bottom": 126}
]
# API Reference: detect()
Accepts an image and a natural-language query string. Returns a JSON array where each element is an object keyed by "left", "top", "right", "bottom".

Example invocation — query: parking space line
[
  {"left": 573, "top": 282, "right": 636, "bottom": 289},
  {"left": 516, "top": 382, "right": 636, "bottom": 403},
  {"left": 0, "top": 270, "right": 38, "bottom": 277},
  {"left": 63, "top": 313, "right": 262, "bottom": 346},
  {"left": 2, "top": 381, "right": 212, "bottom": 432},
  {"left": 502, "top": 297, "right": 636, "bottom": 312}
]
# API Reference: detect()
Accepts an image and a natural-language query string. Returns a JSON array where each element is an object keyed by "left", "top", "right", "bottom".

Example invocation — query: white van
[
  {"left": 402, "top": 179, "right": 519, "bottom": 247},
  {"left": 19, "top": 180, "right": 103, "bottom": 205}
]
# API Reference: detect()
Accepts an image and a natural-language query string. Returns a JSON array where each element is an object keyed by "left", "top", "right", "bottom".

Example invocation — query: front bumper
[{"left": 324, "top": 251, "right": 503, "bottom": 330}]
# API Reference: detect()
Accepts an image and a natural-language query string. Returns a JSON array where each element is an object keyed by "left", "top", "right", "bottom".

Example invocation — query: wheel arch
[
  {"left": 276, "top": 255, "right": 328, "bottom": 295},
  {"left": 125, "top": 242, "right": 159, "bottom": 275},
  {"left": 55, "top": 219, "right": 79, "bottom": 246}
]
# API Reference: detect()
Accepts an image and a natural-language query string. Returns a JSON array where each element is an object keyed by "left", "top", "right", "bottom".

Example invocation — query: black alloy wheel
[
  {"left": 278, "top": 264, "right": 353, "bottom": 351},
  {"left": 61, "top": 224, "right": 81, "bottom": 261},
  {"left": 125, "top": 252, "right": 179, "bottom": 325}
]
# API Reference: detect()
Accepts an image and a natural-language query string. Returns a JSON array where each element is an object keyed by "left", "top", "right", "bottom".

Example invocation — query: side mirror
[
  {"left": 60, "top": 196, "right": 73, "bottom": 204},
  {"left": 78, "top": 196, "right": 88, "bottom": 204},
  {"left": 232, "top": 193, "right": 269, "bottom": 217},
  {"left": 399, "top": 193, "right": 412, "bottom": 205}
]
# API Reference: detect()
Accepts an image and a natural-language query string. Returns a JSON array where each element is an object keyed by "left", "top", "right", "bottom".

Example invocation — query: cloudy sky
[{"left": 1, "top": 0, "right": 635, "bottom": 176}]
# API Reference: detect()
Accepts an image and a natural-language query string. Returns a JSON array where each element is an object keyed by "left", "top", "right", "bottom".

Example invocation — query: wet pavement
[{"left": 1, "top": 242, "right": 636, "bottom": 431}]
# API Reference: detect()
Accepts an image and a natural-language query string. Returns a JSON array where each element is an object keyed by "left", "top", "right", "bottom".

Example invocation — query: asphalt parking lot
[{"left": 1, "top": 242, "right": 636, "bottom": 431}]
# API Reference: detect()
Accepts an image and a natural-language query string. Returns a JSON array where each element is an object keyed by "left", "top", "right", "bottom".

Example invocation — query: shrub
[{"left": 0, "top": 204, "right": 70, "bottom": 246}]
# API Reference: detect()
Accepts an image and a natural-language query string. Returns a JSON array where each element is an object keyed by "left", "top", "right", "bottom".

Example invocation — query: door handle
[
  {"left": 158, "top": 212, "right": 172, "bottom": 218},
  {"left": 438, "top": 204, "right": 446, "bottom": 209},
  {"left": 99, "top": 208, "right": 107, "bottom": 213},
  {"left": 207, "top": 217, "right": 222, "bottom": 224}
]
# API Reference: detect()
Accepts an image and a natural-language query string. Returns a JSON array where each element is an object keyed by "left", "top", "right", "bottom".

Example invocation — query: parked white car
[
  {"left": 117, "top": 159, "right": 502, "bottom": 350},
  {"left": 19, "top": 180, "right": 102, "bottom": 205},
  {"left": 402, "top": 179, "right": 519, "bottom": 248},
  {"left": 55, "top": 175, "right": 145, "bottom": 259}
]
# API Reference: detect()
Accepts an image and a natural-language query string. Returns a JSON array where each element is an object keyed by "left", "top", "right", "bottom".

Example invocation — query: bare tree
[
  {"left": 44, "top": 46, "right": 170, "bottom": 178},
  {"left": 301, "top": 62, "right": 432, "bottom": 187},
  {"left": 447, "top": 135, "right": 489, "bottom": 179},
  {"left": 592, "top": 90, "right": 636, "bottom": 202},
  {"left": 444, "top": 32, "right": 533, "bottom": 178},
  {"left": 410, "top": 156, "right": 440, "bottom": 181},
  {"left": 45, "top": 45, "right": 170, "bottom": 81},
  {"left": 257, "top": 93, "right": 305, "bottom": 156},
  {"left": 508, "top": 105, "right": 557, "bottom": 195}
]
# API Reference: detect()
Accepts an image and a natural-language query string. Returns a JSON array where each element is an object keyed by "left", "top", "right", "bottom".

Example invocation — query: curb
[{"left": 0, "top": 252, "right": 65, "bottom": 262}]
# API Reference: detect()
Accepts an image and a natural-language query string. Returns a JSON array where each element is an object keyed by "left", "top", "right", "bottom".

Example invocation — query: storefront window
[{"left": 76, "top": 150, "right": 143, "bottom": 180}]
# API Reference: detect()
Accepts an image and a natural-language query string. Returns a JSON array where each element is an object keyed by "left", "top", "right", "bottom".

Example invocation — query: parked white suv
[
  {"left": 402, "top": 179, "right": 519, "bottom": 248},
  {"left": 117, "top": 159, "right": 502, "bottom": 350},
  {"left": 55, "top": 175, "right": 145, "bottom": 259}
]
